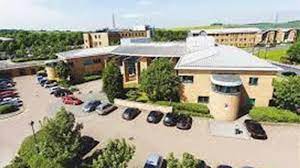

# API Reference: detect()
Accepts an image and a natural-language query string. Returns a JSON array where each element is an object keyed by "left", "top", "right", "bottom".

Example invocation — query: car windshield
[{"left": 144, "top": 164, "right": 156, "bottom": 168}]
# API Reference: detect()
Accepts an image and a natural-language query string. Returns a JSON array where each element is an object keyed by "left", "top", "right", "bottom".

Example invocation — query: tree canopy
[
  {"left": 274, "top": 76, "right": 300, "bottom": 111},
  {"left": 152, "top": 29, "right": 188, "bottom": 42},
  {"left": 8, "top": 108, "right": 82, "bottom": 168},
  {"left": 55, "top": 61, "right": 71, "bottom": 80},
  {"left": 102, "top": 60, "right": 124, "bottom": 102},
  {"left": 0, "top": 30, "right": 83, "bottom": 62},
  {"left": 286, "top": 40, "right": 300, "bottom": 64},
  {"left": 140, "top": 58, "right": 181, "bottom": 102},
  {"left": 92, "top": 139, "right": 135, "bottom": 168},
  {"left": 166, "top": 152, "right": 205, "bottom": 168}
]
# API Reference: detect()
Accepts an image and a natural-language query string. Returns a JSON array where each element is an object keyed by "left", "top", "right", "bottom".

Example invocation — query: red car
[
  {"left": 0, "top": 91, "right": 17, "bottom": 98},
  {"left": 62, "top": 96, "right": 83, "bottom": 105}
]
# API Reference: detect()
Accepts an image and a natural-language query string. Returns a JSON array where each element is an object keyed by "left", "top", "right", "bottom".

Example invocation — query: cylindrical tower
[
  {"left": 45, "top": 60, "right": 59, "bottom": 81},
  {"left": 209, "top": 74, "right": 242, "bottom": 121}
]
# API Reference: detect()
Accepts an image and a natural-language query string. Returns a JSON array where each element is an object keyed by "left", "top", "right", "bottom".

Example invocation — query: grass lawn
[{"left": 255, "top": 49, "right": 287, "bottom": 62}]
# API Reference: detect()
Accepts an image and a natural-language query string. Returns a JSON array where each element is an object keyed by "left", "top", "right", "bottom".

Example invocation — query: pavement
[{"left": 0, "top": 76, "right": 300, "bottom": 168}]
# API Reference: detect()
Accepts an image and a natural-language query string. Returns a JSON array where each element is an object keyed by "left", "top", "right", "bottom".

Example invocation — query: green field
[{"left": 255, "top": 49, "right": 287, "bottom": 62}]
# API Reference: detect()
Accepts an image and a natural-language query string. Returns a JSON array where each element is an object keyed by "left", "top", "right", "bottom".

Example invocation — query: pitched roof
[
  {"left": 111, "top": 42, "right": 187, "bottom": 57},
  {"left": 175, "top": 45, "right": 282, "bottom": 71},
  {"left": 56, "top": 46, "right": 118, "bottom": 59}
]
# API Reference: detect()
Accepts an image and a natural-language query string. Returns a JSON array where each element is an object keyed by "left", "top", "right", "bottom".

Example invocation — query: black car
[
  {"left": 83, "top": 100, "right": 102, "bottom": 112},
  {"left": 122, "top": 108, "right": 140, "bottom": 120},
  {"left": 244, "top": 119, "right": 267, "bottom": 140},
  {"left": 163, "top": 112, "right": 178, "bottom": 126},
  {"left": 53, "top": 89, "right": 72, "bottom": 97},
  {"left": 217, "top": 165, "right": 232, "bottom": 168},
  {"left": 281, "top": 71, "right": 297, "bottom": 77},
  {"left": 147, "top": 111, "right": 164, "bottom": 124},
  {"left": 176, "top": 114, "right": 192, "bottom": 130}
]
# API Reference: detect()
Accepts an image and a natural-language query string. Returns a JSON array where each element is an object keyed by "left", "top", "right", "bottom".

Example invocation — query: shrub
[
  {"left": 92, "top": 139, "right": 135, "bottom": 168},
  {"left": 154, "top": 101, "right": 211, "bottom": 117},
  {"left": 0, "top": 105, "right": 17, "bottom": 114},
  {"left": 83, "top": 74, "right": 101, "bottom": 82},
  {"left": 125, "top": 89, "right": 140, "bottom": 101},
  {"left": 250, "top": 107, "right": 300, "bottom": 123}
]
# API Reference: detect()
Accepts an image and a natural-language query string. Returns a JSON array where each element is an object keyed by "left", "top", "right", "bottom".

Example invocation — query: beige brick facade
[{"left": 177, "top": 70, "right": 276, "bottom": 107}]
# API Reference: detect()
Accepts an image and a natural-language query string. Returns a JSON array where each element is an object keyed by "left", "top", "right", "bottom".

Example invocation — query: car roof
[{"left": 146, "top": 154, "right": 161, "bottom": 165}]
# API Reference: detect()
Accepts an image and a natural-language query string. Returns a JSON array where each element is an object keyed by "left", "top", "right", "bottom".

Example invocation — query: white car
[
  {"left": 49, "top": 86, "right": 61, "bottom": 94},
  {"left": 44, "top": 82, "right": 57, "bottom": 88},
  {"left": 0, "top": 97, "right": 23, "bottom": 107}
]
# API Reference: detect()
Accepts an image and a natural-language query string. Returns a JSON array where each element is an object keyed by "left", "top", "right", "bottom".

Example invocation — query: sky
[{"left": 0, "top": 0, "right": 300, "bottom": 31}]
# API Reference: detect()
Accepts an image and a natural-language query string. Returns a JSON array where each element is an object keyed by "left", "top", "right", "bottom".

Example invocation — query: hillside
[{"left": 168, "top": 20, "right": 300, "bottom": 31}]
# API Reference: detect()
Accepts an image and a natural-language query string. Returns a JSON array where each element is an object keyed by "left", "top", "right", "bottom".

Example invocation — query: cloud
[{"left": 137, "top": 0, "right": 153, "bottom": 6}]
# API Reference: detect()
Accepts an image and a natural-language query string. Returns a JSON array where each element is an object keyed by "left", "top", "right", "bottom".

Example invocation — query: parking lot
[{"left": 0, "top": 76, "right": 300, "bottom": 168}]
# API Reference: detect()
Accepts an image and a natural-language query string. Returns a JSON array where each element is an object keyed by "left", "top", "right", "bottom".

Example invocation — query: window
[
  {"left": 93, "top": 58, "right": 102, "bottom": 64},
  {"left": 247, "top": 98, "right": 256, "bottom": 106},
  {"left": 249, "top": 77, "right": 258, "bottom": 85},
  {"left": 212, "top": 84, "right": 240, "bottom": 94},
  {"left": 179, "top": 76, "right": 194, "bottom": 83},
  {"left": 198, "top": 96, "right": 209, "bottom": 104},
  {"left": 83, "top": 59, "right": 93, "bottom": 66}
]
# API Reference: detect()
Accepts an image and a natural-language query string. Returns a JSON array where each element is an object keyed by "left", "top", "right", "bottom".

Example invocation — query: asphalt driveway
[{"left": 0, "top": 76, "right": 299, "bottom": 168}]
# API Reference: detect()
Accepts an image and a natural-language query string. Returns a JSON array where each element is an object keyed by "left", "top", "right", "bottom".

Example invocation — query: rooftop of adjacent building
[
  {"left": 0, "top": 37, "right": 14, "bottom": 42},
  {"left": 0, "top": 59, "right": 49, "bottom": 70},
  {"left": 190, "top": 28, "right": 262, "bottom": 34}
]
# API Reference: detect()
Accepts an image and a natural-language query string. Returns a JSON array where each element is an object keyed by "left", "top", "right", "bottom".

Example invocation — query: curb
[
  {"left": 0, "top": 107, "right": 25, "bottom": 120},
  {"left": 261, "top": 121, "right": 300, "bottom": 127}
]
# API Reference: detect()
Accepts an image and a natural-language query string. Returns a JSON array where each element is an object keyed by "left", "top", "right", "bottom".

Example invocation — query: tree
[
  {"left": 286, "top": 41, "right": 300, "bottom": 64},
  {"left": 92, "top": 139, "right": 135, "bottom": 168},
  {"left": 274, "top": 76, "right": 300, "bottom": 111},
  {"left": 102, "top": 61, "right": 124, "bottom": 102},
  {"left": 55, "top": 61, "right": 71, "bottom": 80},
  {"left": 11, "top": 108, "right": 82, "bottom": 168},
  {"left": 140, "top": 58, "right": 181, "bottom": 102}
]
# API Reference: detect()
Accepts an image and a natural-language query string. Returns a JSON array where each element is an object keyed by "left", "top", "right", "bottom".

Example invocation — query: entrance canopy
[{"left": 211, "top": 74, "right": 242, "bottom": 87}]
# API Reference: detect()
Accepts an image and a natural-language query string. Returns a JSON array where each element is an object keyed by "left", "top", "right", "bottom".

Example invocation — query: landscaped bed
[
  {"left": 0, "top": 104, "right": 18, "bottom": 115},
  {"left": 249, "top": 107, "right": 300, "bottom": 123}
]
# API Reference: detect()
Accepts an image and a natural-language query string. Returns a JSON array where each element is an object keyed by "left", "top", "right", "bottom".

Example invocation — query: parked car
[
  {"left": 281, "top": 71, "right": 297, "bottom": 76},
  {"left": 62, "top": 95, "right": 83, "bottom": 105},
  {"left": 163, "top": 112, "right": 178, "bottom": 126},
  {"left": 53, "top": 89, "right": 72, "bottom": 97},
  {"left": 96, "top": 102, "right": 117, "bottom": 115},
  {"left": 0, "top": 91, "right": 17, "bottom": 99},
  {"left": 122, "top": 108, "right": 140, "bottom": 120},
  {"left": 83, "top": 100, "right": 102, "bottom": 112},
  {"left": 147, "top": 111, "right": 164, "bottom": 124},
  {"left": 42, "top": 80, "right": 55, "bottom": 87},
  {"left": 244, "top": 119, "right": 267, "bottom": 140},
  {"left": 217, "top": 165, "right": 232, "bottom": 168},
  {"left": 39, "top": 79, "right": 48, "bottom": 86},
  {"left": 176, "top": 114, "right": 193, "bottom": 130},
  {"left": 49, "top": 86, "right": 61, "bottom": 94},
  {"left": 0, "top": 81, "right": 15, "bottom": 87},
  {"left": 0, "top": 97, "right": 23, "bottom": 107},
  {"left": 44, "top": 81, "right": 57, "bottom": 88},
  {"left": 144, "top": 154, "right": 163, "bottom": 168}
]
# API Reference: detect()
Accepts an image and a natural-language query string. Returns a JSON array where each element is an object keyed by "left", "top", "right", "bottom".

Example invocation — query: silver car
[
  {"left": 144, "top": 154, "right": 163, "bottom": 168},
  {"left": 96, "top": 102, "right": 117, "bottom": 115}
]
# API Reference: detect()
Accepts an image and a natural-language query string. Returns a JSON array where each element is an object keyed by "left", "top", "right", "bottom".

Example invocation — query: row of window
[
  {"left": 120, "top": 32, "right": 146, "bottom": 38},
  {"left": 197, "top": 96, "right": 256, "bottom": 106},
  {"left": 179, "top": 76, "right": 259, "bottom": 86},
  {"left": 83, "top": 58, "right": 102, "bottom": 66}
]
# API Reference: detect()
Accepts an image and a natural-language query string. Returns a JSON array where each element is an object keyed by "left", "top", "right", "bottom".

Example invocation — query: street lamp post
[{"left": 29, "top": 121, "right": 39, "bottom": 153}]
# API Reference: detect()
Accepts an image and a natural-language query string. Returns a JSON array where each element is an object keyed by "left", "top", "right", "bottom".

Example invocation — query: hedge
[
  {"left": 0, "top": 104, "right": 17, "bottom": 114},
  {"left": 154, "top": 101, "right": 211, "bottom": 118},
  {"left": 249, "top": 107, "right": 300, "bottom": 123}
]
